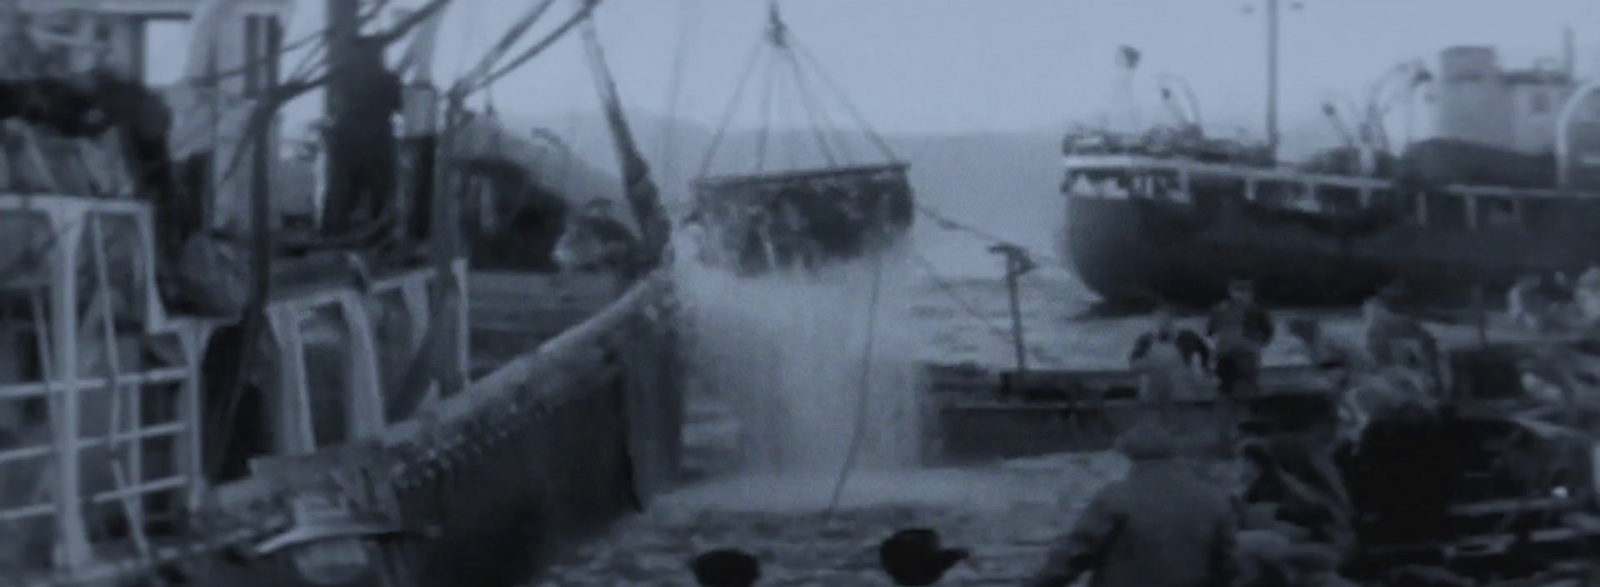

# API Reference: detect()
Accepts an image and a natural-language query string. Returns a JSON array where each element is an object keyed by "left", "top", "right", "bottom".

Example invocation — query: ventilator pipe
[{"left": 1556, "top": 81, "right": 1600, "bottom": 190}]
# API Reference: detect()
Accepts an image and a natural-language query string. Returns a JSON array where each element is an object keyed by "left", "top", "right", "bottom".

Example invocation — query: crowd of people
[
  {"left": 1030, "top": 278, "right": 1470, "bottom": 587},
  {"left": 679, "top": 278, "right": 1489, "bottom": 586}
]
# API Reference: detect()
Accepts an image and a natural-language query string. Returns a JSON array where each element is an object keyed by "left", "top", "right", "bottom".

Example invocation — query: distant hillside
[{"left": 267, "top": 108, "right": 1348, "bottom": 278}]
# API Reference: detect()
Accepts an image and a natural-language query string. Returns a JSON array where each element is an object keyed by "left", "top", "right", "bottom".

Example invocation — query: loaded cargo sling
[{"left": 690, "top": 0, "right": 914, "bottom": 275}]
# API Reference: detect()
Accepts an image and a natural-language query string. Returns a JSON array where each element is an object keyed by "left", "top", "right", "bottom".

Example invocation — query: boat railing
[
  {"left": 206, "top": 270, "right": 682, "bottom": 585},
  {"left": 1063, "top": 152, "right": 1599, "bottom": 232},
  {"left": 0, "top": 193, "right": 216, "bottom": 575}
]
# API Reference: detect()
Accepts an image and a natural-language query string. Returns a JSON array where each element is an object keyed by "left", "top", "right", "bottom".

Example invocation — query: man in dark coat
[
  {"left": 1130, "top": 305, "right": 1212, "bottom": 372},
  {"left": 322, "top": 35, "right": 403, "bottom": 239},
  {"left": 1025, "top": 421, "right": 1239, "bottom": 587},
  {"left": 1207, "top": 279, "right": 1276, "bottom": 397}
]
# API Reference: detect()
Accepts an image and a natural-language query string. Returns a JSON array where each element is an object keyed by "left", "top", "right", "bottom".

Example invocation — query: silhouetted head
[
  {"left": 1228, "top": 279, "right": 1254, "bottom": 304},
  {"left": 689, "top": 549, "right": 761, "bottom": 587},
  {"left": 878, "top": 528, "right": 969, "bottom": 586},
  {"left": 1151, "top": 305, "right": 1176, "bottom": 333},
  {"left": 1115, "top": 420, "right": 1178, "bottom": 461}
]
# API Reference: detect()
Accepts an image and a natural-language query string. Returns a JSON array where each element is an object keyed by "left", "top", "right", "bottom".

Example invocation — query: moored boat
[
  {"left": 1061, "top": 23, "right": 1600, "bottom": 308},
  {"left": 0, "top": 1, "right": 685, "bottom": 585}
]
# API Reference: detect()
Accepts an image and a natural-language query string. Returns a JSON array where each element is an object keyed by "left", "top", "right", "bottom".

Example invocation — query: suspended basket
[{"left": 689, "top": 1, "right": 913, "bottom": 275}]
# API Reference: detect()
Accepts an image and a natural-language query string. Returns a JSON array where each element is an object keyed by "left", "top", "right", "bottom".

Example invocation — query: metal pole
[
  {"left": 1404, "top": 84, "right": 1415, "bottom": 151},
  {"left": 1005, "top": 264, "right": 1028, "bottom": 374},
  {"left": 989, "top": 244, "right": 1034, "bottom": 374},
  {"left": 1266, "top": 0, "right": 1280, "bottom": 159},
  {"left": 322, "top": 0, "right": 360, "bottom": 236}
]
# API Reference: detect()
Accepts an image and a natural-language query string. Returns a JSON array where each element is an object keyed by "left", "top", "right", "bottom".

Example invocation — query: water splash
[{"left": 672, "top": 230, "right": 923, "bottom": 478}]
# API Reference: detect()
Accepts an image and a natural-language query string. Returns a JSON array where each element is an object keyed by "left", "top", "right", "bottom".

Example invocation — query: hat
[
  {"left": 878, "top": 528, "right": 970, "bottom": 586},
  {"left": 689, "top": 549, "right": 761, "bottom": 587},
  {"left": 1115, "top": 421, "right": 1178, "bottom": 461}
]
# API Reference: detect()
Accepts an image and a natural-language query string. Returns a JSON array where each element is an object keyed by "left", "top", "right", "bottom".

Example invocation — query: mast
[
  {"left": 1265, "top": 0, "right": 1280, "bottom": 159},
  {"left": 322, "top": 0, "right": 360, "bottom": 237}
]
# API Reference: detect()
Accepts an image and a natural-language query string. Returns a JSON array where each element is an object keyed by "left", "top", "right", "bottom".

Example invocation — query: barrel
[{"left": 689, "top": 163, "right": 914, "bottom": 275}]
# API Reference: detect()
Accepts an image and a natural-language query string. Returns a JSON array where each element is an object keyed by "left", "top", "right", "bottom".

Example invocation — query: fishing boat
[
  {"left": 1060, "top": 5, "right": 1600, "bottom": 307},
  {"left": 0, "top": 1, "right": 683, "bottom": 586}
]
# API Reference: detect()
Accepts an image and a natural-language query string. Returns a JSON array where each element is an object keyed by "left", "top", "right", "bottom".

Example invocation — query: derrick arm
[{"left": 578, "top": 14, "right": 671, "bottom": 270}]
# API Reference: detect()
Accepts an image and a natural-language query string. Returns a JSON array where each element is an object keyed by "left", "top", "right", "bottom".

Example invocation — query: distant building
[{"left": 1432, "top": 46, "right": 1577, "bottom": 154}]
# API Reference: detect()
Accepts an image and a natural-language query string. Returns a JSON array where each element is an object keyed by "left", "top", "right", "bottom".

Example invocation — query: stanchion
[{"left": 988, "top": 243, "right": 1035, "bottom": 376}]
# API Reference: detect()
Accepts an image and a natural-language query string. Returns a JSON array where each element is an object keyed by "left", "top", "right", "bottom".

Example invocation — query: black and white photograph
[{"left": 1, "top": 0, "right": 1599, "bottom": 585}]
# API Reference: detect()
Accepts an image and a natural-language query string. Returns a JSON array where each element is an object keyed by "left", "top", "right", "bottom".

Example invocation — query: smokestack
[{"left": 1563, "top": 25, "right": 1575, "bottom": 77}]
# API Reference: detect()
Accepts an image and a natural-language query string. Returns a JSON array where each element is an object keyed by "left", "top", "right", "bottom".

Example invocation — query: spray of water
[{"left": 672, "top": 229, "right": 923, "bottom": 480}]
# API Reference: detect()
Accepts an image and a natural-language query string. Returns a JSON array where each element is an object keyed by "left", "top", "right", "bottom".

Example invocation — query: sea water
[{"left": 671, "top": 231, "right": 924, "bottom": 479}]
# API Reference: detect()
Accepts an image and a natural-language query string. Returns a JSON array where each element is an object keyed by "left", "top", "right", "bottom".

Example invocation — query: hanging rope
[{"left": 824, "top": 251, "right": 885, "bottom": 516}]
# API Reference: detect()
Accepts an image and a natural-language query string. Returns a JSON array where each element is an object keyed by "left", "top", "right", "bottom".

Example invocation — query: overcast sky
[{"left": 144, "top": 0, "right": 1595, "bottom": 137}]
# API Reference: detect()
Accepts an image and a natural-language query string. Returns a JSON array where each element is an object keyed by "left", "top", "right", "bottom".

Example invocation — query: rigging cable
[
  {"left": 460, "top": 0, "right": 557, "bottom": 110},
  {"left": 696, "top": 31, "right": 770, "bottom": 178},
  {"left": 825, "top": 232, "right": 887, "bottom": 516},
  {"left": 788, "top": 38, "right": 895, "bottom": 163},
  {"left": 913, "top": 203, "right": 1065, "bottom": 267},
  {"left": 906, "top": 248, "right": 1063, "bottom": 366},
  {"left": 779, "top": 45, "right": 842, "bottom": 166},
  {"left": 659, "top": 0, "right": 701, "bottom": 187},
  {"left": 461, "top": 0, "right": 605, "bottom": 98},
  {"left": 753, "top": 43, "right": 780, "bottom": 173}
]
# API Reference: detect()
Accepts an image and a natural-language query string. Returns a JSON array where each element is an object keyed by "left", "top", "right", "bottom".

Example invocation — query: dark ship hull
[{"left": 1062, "top": 154, "right": 1600, "bottom": 307}]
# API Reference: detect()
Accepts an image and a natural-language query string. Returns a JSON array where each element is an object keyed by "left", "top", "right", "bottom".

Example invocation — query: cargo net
[{"left": 687, "top": 1, "right": 913, "bottom": 276}]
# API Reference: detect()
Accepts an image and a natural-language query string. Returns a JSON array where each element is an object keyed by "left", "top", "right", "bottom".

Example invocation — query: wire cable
[{"left": 824, "top": 249, "right": 886, "bottom": 516}]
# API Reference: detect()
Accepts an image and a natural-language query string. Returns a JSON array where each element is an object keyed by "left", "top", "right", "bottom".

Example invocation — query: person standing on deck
[
  {"left": 323, "top": 35, "right": 403, "bottom": 241},
  {"left": 1129, "top": 305, "right": 1212, "bottom": 417},
  {"left": 1025, "top": 421, "right": 1239, "bottom": 587},
  {"left": 1206, "top": 279, "right": 1276, "bottom": 398}
]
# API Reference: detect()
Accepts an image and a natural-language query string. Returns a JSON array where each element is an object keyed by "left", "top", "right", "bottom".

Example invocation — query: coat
[
  {"left": 1207, "top": 302, "right": 1275, "bottom": 356},
  {"left": 1130, "top": 329, "right": 1213, "bottom": 404},
  {"left": 1026, "top": 461, "right": 1239, "bottom": 587}
]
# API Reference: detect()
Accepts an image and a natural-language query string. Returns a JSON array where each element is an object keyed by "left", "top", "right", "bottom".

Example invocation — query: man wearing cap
[
  {"left": 1026, "top": 421, "right": 1239, "bottom": 587},
  {"left": 1206, "top": 279, "right": 1276, "bottom": 398}
]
